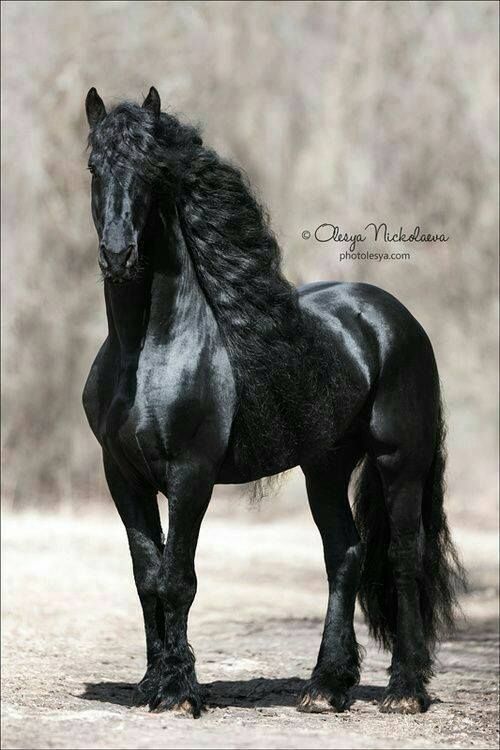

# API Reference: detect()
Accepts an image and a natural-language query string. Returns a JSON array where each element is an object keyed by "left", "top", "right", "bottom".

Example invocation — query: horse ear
[
  {"left": 143, "top": 86, "right": 161, "bottom": 116},
  {"left": 85, "top": 88, "right": 106, "bottom": 128}
]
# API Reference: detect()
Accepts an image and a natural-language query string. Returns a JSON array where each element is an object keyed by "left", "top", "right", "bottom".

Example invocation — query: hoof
[
  {"left": 150, "top": 697, "right": 202, "bottom": 717},
  {"left": 297, "top": 693, "right": 340, "bottom": 714},
  {"left": 134, "top": 654, "right": 203, "bottom": 717},
  {"left": 380, "top": 695, "right": 427, "bottom": 714},
  {"left": 132, "top": 677, "right": 204, "bottom": 717},
  {"left": 297, "top": 687, "right": 347, "bottom": 714},
  {"left": 148, "top": 683, "right": 204, "bottom": 718}
]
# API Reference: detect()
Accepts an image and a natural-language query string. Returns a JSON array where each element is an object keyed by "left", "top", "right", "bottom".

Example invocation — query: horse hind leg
[
  {"left": 355, "top": 436, "right": 460, "bottom": 714},
  {"left": 298, "top": 444, "right": 364, "bottom": 713},
  {"left": 377, "top": 468, "right": 433, "bottom": 713}
]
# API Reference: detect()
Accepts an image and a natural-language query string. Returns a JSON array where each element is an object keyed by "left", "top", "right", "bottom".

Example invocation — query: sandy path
[{"left": 1, "top": 509, "right": 498, "bottom": 749}]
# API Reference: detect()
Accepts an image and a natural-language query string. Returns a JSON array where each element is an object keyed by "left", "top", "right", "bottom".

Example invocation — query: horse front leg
[
  {"left": 148, "top": 461, "right": 214, "bottom": 717},
  {"left": 299, "top": 449, "right": 363, "bottom": 713},
  {"left": 102, "top": 451, "right": 165, "bottom": 706}
]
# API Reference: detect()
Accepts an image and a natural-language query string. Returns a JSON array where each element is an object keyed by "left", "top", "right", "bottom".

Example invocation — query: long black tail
[{"left": 353, "top": 403, "right": 467, "bottom": 652}]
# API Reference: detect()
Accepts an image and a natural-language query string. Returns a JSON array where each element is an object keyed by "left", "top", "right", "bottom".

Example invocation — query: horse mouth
[{"left": 101, "top": 269, "right": 138, "bottom": 285}]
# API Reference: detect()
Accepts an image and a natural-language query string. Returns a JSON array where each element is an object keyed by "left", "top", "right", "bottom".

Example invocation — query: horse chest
[{"left": 101, "top": 342, "right": 227, "bottom": 485}]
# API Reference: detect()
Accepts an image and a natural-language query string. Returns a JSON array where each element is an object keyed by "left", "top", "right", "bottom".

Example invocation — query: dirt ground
[{"left": 1, "top": 503, "right": 498, "bottom": 750}]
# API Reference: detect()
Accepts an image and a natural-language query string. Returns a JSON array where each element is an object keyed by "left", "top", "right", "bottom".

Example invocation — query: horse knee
[
  {"left": 157, "top": 572, "right": 197, "bottom": 611},
  {"left": 127, "top": 529, "right": 162, "bottom": 598},
  {"left": 135, "top": 567, "right": 160, "bottom": 599},
  {"left": 327, "top": 541, "right": 363, "bottom": 589}
]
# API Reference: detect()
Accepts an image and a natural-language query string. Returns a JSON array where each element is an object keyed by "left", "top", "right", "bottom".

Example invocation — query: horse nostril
[
  {"left": 100, "top": 242, "right": 135, "bottom": 271},
  {"left": 99, "top": 243, "right": 109, "bottom": 269}
]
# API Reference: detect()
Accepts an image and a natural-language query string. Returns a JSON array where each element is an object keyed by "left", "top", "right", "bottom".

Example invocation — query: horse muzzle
[{"left": 99, "top": 242, "right": 138, "bottom": 281}]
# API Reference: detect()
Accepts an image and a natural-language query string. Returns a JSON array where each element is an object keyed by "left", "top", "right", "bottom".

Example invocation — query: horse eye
[{"left": 87, "top": 165, "right": 96, "bottom": 176}]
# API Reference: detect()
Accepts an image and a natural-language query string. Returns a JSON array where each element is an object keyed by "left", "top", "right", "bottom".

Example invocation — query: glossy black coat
[{"left": 83, "top": 88, "right": 464, "bottom": 717}]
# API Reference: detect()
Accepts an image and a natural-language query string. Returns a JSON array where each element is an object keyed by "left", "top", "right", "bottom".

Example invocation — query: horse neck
[{"left": 104, "top": 205, "right": 204, "bottom": 363}]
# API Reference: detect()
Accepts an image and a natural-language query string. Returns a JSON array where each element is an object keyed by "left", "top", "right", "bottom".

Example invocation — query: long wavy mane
[
  {"left": 179, "top": 145, "right": 309, "bottom": 475},
  {"left": 89, "top": 103, "right": 351, "bottom": 475}
]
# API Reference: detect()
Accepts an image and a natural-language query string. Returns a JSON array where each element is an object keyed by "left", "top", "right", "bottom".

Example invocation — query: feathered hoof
[
  {"left": 131, "top": 655, "right": 204, "bottom": 717},
  {"left": 146, "top": 684, "right": 204, "bottom": 717},
  {"left": 380, "top": 694, "right": 429, "bottom": 714},
  {"left": 297, "top": 686, "right": 347, "bottom": 714},
  {"left": 150, "top": 696, "right": 203, "bottom": 717}
]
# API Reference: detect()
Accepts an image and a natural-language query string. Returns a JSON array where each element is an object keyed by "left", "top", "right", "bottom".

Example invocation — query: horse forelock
[{"left": 87, "top": 102, "right": 202, "bottom": 189}]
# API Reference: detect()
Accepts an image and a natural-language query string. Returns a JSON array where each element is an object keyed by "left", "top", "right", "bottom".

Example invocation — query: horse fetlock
[
  {"left": 389, "top": 652, "right": 434, "bottom": 685},
  {"left": 315, "top": 639, "right": 362, "bottom": 687}
]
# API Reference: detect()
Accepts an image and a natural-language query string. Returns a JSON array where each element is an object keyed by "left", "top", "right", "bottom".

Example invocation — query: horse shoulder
[{"left": 82, "top": 337, "right": 116, "bottom": 442}]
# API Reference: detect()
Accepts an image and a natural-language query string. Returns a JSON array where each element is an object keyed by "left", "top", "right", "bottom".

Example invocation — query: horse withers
[{"left": 82, "top": 86, "right": 465, "bottom": 717}]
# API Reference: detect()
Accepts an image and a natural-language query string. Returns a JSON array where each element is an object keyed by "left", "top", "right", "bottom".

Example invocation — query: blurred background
[
  {"left": 2, "top": 4, "right": 499, "bottom": 748},
  {"left": 1, "top": 0, "right": 498, "bottom": 527}
]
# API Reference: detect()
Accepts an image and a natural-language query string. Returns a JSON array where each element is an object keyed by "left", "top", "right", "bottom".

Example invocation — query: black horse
[{"left": 83, "top": 87, "right": 464, "bottom": 717}]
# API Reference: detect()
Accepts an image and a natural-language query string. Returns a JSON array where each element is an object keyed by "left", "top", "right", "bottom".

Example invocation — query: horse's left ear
[
  {"left": 85, "top": 87, "right": 106, "bottom": 129},
  {"left": 143, "top": 86, "right": 161, "bottom": 116}
]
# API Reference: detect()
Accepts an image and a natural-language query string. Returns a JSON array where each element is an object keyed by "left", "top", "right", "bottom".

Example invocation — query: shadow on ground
[{"left": 81, "top": 678, "right": 386, "bottom": 709}]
